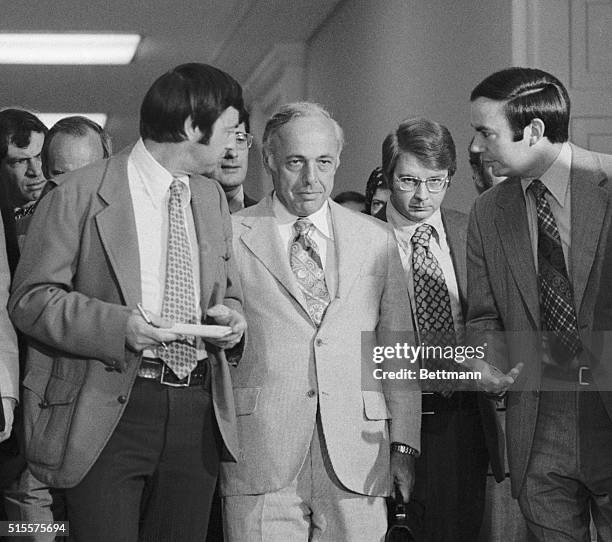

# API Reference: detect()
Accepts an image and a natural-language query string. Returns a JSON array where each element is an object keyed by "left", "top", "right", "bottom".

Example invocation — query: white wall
[{"left": 306, "top": 0, "right": 512, "bottom": 213}]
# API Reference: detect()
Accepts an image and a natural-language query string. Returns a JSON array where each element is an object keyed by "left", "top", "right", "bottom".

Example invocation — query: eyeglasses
[
  {"left": 394, "top": 174, "right": 450, "bottom": 193},
  {"left": 235, "top": 131, "right": 253, "bottom": 150}
]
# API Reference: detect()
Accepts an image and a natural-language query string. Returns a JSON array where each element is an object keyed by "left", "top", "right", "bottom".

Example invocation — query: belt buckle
[
  {"left": 578, "top": 366, "right": 590, "bottom": 386},
  {"left": 160, "top": 364, "right": 190, "bottom": 387}
]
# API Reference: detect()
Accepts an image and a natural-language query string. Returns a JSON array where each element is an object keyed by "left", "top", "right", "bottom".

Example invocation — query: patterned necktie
[
  {"left": 289, "top": 218, "right": 330, "bottom": 326},
  {"left": 528, "top": 179, "right": 582, "bottom": 365},
  {"left": 159, "top": 179, "right": 198, "bottom": 379},
  {"left": 411, "top": 224, "right": 458, "bottom": 392}
]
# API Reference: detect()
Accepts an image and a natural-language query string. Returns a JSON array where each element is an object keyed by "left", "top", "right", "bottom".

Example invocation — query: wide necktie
[
  {"left": 159, "top": 179, "right": 198, "bottom": 379},
  {"left": 528, "top": 179, "right": 582, "bottom": 365},
  {"left": 411, "top": 224, "right": 458, "bottom": 393},
  {"left": 290, "top": 218, "right": 330, "bottom": 326}
]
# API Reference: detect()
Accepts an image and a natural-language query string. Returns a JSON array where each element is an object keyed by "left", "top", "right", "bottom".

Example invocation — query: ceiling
[{"left": 0, "top": 0, "right": 342, "bottom": 149}]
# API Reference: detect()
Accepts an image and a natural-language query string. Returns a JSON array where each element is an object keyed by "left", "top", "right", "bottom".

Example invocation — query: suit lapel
[
  {"left": 441, "top": 209, "right": 467, "bottom": 303},
  {"left": 494, "top": 179, "right": 540, "bottom": 325},
  {"left": 95, "top": 150, "right": 142, "bottom": 308},
  {"left": 569, "top": 145, "right": 609, "bottom": 313},
  {"left": 238, "top": 197, "right": 311, "bottom": 318},
  {"left": 190, "top": 178, "right": 220, "bottom": 308}
]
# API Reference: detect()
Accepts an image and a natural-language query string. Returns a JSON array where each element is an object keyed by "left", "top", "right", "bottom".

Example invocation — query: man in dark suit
[
  {"left": 466, "top": 67, "right": 612, "bottom": 540},
  {"left": 379, "top": 117, "right": 504, "bottom": 541},
  {"left": 9, "top": 63, "right": 247, "bottom": 542}
]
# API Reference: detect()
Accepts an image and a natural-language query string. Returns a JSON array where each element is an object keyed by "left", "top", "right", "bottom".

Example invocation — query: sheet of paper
[{"left": 169, "top": 323, "right": 232, "bottom": 339}]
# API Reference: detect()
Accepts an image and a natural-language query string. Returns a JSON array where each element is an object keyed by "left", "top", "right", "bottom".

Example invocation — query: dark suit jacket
[
  {"left": 377, "top": 204, "right": 505, "bottom": 482},
  {"left": 466, "top": 144, "right": 612, "bottom": 496},
  {"left": 8, "top": 147, "right": 243, "bottom": 488}
]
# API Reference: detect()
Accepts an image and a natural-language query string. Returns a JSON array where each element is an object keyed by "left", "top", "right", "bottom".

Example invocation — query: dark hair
[
  {"left": 333, "top": 191, "right": 365, "bottom": 205},
  {"left": 239, "top": 108, "right": 250, "bottom": 134},
  {"left": 42, "top": 116, "right": 112, "bottom": 177},
  {"left": 470, "top": 67, "right": 570, "bottom": 144},
  {"left": 364, "top": 167, "right": 387, "bottom": 214},
  {"left": 382, "top": 117, "right": 456, "bottom": 186},
  {"left": 0, "top": 108, "right": 47, "bottom": 162},
  {"left": 140, "top": 63, "right": 244, "bottom": 144}
]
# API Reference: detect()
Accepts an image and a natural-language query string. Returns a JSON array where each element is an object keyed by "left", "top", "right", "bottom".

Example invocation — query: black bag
[{"left": 385, "top": 498, "right": 417, "bottom": 542}]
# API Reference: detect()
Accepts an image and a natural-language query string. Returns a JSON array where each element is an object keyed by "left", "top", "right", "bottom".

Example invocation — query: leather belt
[
  {"left": 422, "top": 391, "right": 480, "bottom": 415},
  {"left": 138, "top": 357, "right": 210, "bottom": 388},
  {"left": 542, "top": 365, "right": 592, "bottom": 386}
]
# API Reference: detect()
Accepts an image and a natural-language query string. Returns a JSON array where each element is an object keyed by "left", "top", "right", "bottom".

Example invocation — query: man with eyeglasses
[
  {"left": 379, "top": 117, "right": 503, "bottom": 541},
  {"left": 213, "top": 111, "right": 257, "bottom": 214}
]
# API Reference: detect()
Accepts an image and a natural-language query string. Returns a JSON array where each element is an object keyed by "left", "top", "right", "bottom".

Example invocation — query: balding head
[{"left": 42, "top": 116, "right": 111, "bottom": 179}]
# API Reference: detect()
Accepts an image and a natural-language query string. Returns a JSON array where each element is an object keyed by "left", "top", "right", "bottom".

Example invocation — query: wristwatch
[{"left": 390, "top": 441, "right": 420, "bottom": 457}]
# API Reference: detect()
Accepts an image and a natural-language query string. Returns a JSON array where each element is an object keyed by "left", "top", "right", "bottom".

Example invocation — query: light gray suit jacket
[
  {"left": 466, "top": 144, "right": 612, "bottom": 496},
  {"left": 9, "top": 148, "right": 243, "bottom": 487},
  {"left": 221, "top": 196, "right": 421, "bottom": 497}
]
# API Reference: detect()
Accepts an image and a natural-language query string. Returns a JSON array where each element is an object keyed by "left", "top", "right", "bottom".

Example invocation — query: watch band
[{"left": 390, "top": 441, "right": 420, "bottom": 457}]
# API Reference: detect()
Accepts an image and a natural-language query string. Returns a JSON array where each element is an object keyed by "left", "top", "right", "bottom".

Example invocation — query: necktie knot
[
  {"left": 411, "top": 224, "right": 433, "bottom": 249},
  {"left": 170, "top": 178, "right": 183, "bottom": 200},
  {"left": 294, "top": 218, "right": 314, "bottom": 238},
  {"left": 528, "top": 179, "right": 547, "bottom": 200}
]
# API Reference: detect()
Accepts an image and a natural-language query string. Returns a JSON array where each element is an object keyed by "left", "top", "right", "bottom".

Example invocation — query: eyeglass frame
[
  {"left": 235, "top": 131, "right": 253, "bottom": 150},
  {"left": 393, "top": 174, "right": 451, "bottom": 193}
]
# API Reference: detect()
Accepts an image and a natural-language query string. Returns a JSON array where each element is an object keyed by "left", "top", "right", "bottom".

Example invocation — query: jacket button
[
  {"left": 306, "top": 389, "right": 316, "bottom": 398},
  {"left": 117, "top": 395, "right": 127, "bottom": 404},
  {"left": 315, "top": 338, "right": 323, "bottom": 346}
]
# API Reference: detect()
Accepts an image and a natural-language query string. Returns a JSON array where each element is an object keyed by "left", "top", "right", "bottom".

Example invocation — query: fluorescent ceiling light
[
  {"left": 0, "top": 33, "right": 140, "bottom": 65},
  {"left": 38, "top": 113, "right": 108, "bottom": 129}
]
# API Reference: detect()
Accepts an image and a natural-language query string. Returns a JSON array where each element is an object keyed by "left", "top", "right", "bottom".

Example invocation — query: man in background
[
  {"left": 214, "top": 111, "right": 256, "bottom": 213},
  {"left": 365, "top": 166, "right": 391, "bottom": 216}
]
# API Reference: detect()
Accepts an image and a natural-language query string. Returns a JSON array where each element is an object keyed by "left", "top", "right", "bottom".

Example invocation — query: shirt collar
[
  {"left": 521, "top": 142, "right": 572, "bottom": 207},
  {"left": 227, "top": 186, "right": 245, "bottom": 214},
  {"left": 386, "top": 200, "right": 445, "bottom": 247},
  {"left": 130, "top": 138, "right": 191, "bottom": 208},
  {"left": 272, "top": 192, "right": 333, "bottom": 240}
]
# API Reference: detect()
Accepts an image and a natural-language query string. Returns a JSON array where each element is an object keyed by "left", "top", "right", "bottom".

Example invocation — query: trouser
[
  {"left": 405, "top": 391, "right": 489, "bottom": 542},
  {"left": 518, "top": 385, "right": 612, "bottom": 541},
  {"left": 64, "top": 377, "right": 220, "bottom": 542},
  {"left": 223, "top": 415, "right": 387, "bottom": 542}
]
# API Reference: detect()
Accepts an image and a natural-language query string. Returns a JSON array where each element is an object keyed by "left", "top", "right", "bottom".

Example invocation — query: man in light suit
[
  {"left": 379, "top": 117, "right": 504, "bottom": 541},
  {"left": 9, "top": 63, "right": 247, "bottom": 542},
  {"left": 221, "top": 102, "right": 421, "bottom": 542},
  {"left": 466, "top": 67, "right": 612, "bottom": 540}
]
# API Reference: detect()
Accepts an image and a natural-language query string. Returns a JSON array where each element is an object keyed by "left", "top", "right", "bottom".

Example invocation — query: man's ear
[
  {"left": 183, "top": 116, "right": 200, "bottom": 142},
  {"left": 262, "top": 148, "right": 274, "bottom": 174},
  {"left": 526, "top": 118, "right": 546, "bottom": 146}
]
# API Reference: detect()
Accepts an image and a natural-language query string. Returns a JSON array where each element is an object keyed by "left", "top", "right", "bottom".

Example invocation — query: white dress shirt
[
  {"left": 127, "top": 139, "right": 205, "bottom": 358},
  {"left": 386, "top": 203, "right": 464, "bottom": 343}
]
